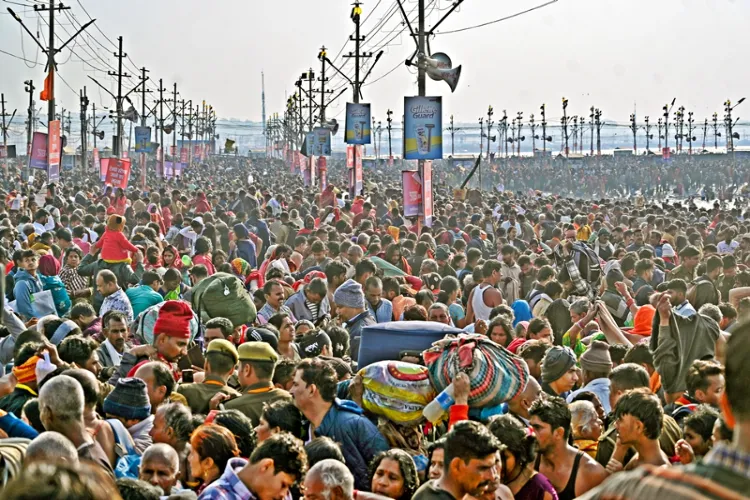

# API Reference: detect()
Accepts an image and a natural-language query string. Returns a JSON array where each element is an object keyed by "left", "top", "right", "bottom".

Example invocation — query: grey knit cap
[
  {"left": 541, "top": 346, "right": 577, "bottom": 383},
  {"left": 333, "top": 279, "right": 365, "bottom": 309}
]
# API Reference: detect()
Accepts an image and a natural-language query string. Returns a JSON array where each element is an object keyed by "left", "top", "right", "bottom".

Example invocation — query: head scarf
[
  {"left": 511, "top": 300, "right": 532, "bottom": 327},
  {"left": 38, "top": 254, "right": 60, "bottom": 276},
  {"left": 231, "top": 258, "right": 251, "bottom": 278}
]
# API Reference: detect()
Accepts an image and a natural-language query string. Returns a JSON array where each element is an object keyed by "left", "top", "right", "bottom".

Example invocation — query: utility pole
[
  {"left": 24, "top": 81, "right": 35, "bottom": 159},
  {"left": 595, "top": 108, "right": 602, "bottom": 156},
  {"left": 712, "top": 112, "right": 721, "bottom": 151},
  {"left": 317, "top": 47, "right": 332, "bottom": 125},
  {"left": 515, "top": 111, "right": 522, "bottom": 156},
  {"left": 92, "top": 103, "right": 98, "bottom": 149},
  {"left": 702, "top": 118, "right": 708, "bottom": 151},
  {"left": 502, "top": 110, "right": 509, "bottom": 159},
  {"left": 571, "top": 116, "right": 578, "bottom": 154},
  {"left": 589, "top": 106, "right": 595, "bottom": 155},
  {"left": 79, "top": 87, "right": 88, "bottom": 170},
  {"left": 529, "top": 114, "right": 536, "bottom": 154},
  {"left": 158, "top": 79, "right": 166, "bottom": 173},
  {"left": 107, "top": 36, "right": 130, "bottom": 156},
  {"left": 662, "top": 98, "right": 676, "bottom": 153},
  {"left": 0, "top": 94, "right": 16, "bottom": 170},
  {"left": 447, "top": 114, "right": 460, "bottom": 157},
  {"left": 172, "top": 82, "right": 178, "bottom": 162},
  {"left": 478, "top": 117, "right": 483, "bottom": 185},
  {"left": 687, "top": 111, "right": 694, "bottom": 155},
  {"left": 487, "top": 106, "right": 494, "bottom": 160},
  {"left": 657, "top": 118, "right": 663, "bottom": 150},
  {"left": 300, "top": 70, "right": 315, "bottom": 131},
  {"left": 344, "top": 2, "right": 373, "bottom": 103},
  {"left": 541, "top": 105, "right": 548, "bottom": 156},
  {"left": 562, "top": 97, "right": 569, "bottom": 157},
  {"left": 644, "top": 116, "right": 651, "bottom": 154},
  {"left": 629, "top": 112, "right": 637, "bottom": 154},
  {"left": 675, "top": 106, "right": 685, "bottom": 153},
  {"left": 386, "top": 109, "right": 393, "bottom": 163}
]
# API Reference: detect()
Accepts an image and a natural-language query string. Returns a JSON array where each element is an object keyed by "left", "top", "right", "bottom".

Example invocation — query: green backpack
[{"left": 191, "top": 272, "right": 257, "bottom": 328}]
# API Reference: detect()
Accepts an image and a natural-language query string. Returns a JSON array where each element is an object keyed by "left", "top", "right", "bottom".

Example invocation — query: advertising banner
[
  {"left": 62, "top": 154, "right": 75, "bottom": 171},
  {"left": 29, "top": 132, "right": 48, "bottom": 170},
  {"left": 355, "top": 145, "right": 363, "bottom": 195},
  {"left": 345, "top": 103, "right": 372, "bottom": 144},
  {"left": 422, "top": 160, "right": 433, "bottom": 226},
  {"left": 402, "top": 170, "right": 422, "bottom": 218},
  {"left": 103, "top": 158, "right": 131, "bottom": 188},
  {"left": 404, "top": 96, "right": 442, "bottom": 160},
  {"left": 308, "top": 128, "right": 332, "bottom": 156},
  {"left": 48, "top": 120, "right": 61, "bottom": 181},
  {"left": 180, "top": 147, "right": 188, "bottom": 163},
  {"left": 0, "top": 145, "right": 17, "bottom": 159},
  {"left": 134, "top": 126, "right": 151, "bottom": 153},
  {"left": 302, "top": 155, "right": 310, "bottom": 187},
  {"left": 93, "top": 148, "right": 100, "bottom": 175}
]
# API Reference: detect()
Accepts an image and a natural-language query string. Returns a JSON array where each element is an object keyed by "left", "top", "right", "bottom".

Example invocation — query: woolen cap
[
  {"left": 245, "top": 327, "right": 279, "bottom": 351},
  {"left": 298, "top": 331, "right": 332, "bottom": 358},
  {"left": 541, "top": 346, "right": 577, "bottom": 383},
  {"left": 333, "top": 279, "right": 365, "bottom": 309},
  {"left": 103, "top": 377, "right": 152, "bottom": 420},
  {"left": 580, "top": 341, "right": 613, "bottom": 373}
]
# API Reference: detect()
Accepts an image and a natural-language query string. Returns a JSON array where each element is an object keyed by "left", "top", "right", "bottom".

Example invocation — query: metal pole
[
  {"left": 1, "top": 94, "right": 7, "bottom": 171},
  {"left": 48, "top": 0, "right": 55, "bottom": 130},
  {"left": 115, "top": 36, "right": 124, "bottom": 157},
  {"left": 173, "top": 82, "right": 178, "bottom": 161},
  {"left": 80, "top": 87, "right": 88, "bottom": 171}
]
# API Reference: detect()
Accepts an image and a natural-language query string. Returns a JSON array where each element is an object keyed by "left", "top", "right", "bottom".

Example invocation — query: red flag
[{"left": 40, "top": 68, "right": 53, "bottom": 102}]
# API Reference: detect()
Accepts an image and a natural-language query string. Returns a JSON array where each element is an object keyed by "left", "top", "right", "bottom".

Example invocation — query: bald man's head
[
  {"left": 508, "top": 376, "right": 542, "bottom": 420},
  {"left": 140, "top": 443, "right": 180, "bottom": 494}
]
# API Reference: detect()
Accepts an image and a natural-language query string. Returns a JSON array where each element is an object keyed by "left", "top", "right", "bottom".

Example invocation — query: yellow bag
[{"left": 359, "top": 361, "right": 436, "bottom": 425}]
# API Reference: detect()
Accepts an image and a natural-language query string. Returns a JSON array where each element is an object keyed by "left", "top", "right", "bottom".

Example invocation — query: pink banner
[
  {"left": 103, "top": 158, "right": 132, "bottom": 188},
  {"left": 29, "top": 132, "right": 48, "bottom": 170},
  {"left": 180, "top": 147, "right": 188, "bottom": 163},
  {"left": 93, "top": 148, "right": 100, "bottom": 175},
  {"left": 319, "top": 156, "right": 327, "bottom": 192},
  {"left": 422, "top": 160, "right": 433, "bottom": 227},
  {"left": 355, "top": 145, "right": 363, "bottom": 195},
  {"left": 402, "top": 170, "right": 422, "bottom": 217}
]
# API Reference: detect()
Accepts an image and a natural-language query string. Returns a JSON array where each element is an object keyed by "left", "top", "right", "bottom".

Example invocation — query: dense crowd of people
[{"left": 0, "top": 152, "right": 747, "bottom": 500}]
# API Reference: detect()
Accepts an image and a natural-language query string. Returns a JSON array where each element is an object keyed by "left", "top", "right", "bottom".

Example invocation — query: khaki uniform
[
  {"left": 177, "top": 375, "right": 241, "bottom": 415},
  {"left": 669, "top": 265, "right": 696, "bottom": 283},
  {"left": 224, "top": 382, "right": 292, "bottom": 426}
]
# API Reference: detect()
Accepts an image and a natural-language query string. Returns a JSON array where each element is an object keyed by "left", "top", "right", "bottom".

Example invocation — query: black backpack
[{"left": 555, "top": 241, "right": 602, "bottom": 285}]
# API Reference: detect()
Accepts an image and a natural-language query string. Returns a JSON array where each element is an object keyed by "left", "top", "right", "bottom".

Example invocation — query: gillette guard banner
[
  {"left": 404, "top": 96, "right": 442, "bottom": 160},
  {"left": 345, "top": 103, "right": 372, "bottom": 144},
  {"left": 312, "top": 127, "right": 332, "bottom": 156}
]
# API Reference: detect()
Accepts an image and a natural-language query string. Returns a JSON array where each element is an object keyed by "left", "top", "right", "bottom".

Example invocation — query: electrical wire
[
  {"left": 436, "top": 0, "right": 559, "bottom": 34},
  {"left": 0, "top": 46, "right": 42, "bottom": 65}
]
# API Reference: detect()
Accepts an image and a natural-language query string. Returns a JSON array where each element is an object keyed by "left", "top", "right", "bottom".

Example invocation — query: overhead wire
[{"left": 436, "top": 0, "right": 559, "bottom": 34}]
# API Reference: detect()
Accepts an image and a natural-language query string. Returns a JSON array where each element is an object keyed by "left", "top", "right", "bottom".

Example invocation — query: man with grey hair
[
  {"left": 428, "top": 303, "right": 452, "bottom": 325},
  {"left": 25, "top": 431, "right": 79, "bottom": 466},
  {"left": 304, "top": 458, "right": 355, "bottom": 500},
  {"left": 38, "top": 373, "right": 112, "bottom": 473}
]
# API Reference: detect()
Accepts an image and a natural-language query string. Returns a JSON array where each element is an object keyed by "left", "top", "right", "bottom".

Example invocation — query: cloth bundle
[
  {"left": 358, "top": 361, "right": 436, "bottom": 425},
  {"left": 423, "top": 334, "right": 530, "bottom": 408}
]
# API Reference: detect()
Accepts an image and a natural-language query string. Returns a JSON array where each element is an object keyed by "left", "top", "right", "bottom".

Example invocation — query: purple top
[{"left": 515, "top": 472, "right": 558, "bottom": 500}]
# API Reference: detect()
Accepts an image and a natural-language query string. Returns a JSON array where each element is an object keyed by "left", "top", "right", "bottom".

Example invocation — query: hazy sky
[{"left": 1, "top": 0, "right": 749, "bottom": 128}]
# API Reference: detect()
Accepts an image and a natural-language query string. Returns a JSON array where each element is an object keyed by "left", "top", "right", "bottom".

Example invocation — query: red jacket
[{"left": 95, "top": 228, "right": 139, "bottom": 262}]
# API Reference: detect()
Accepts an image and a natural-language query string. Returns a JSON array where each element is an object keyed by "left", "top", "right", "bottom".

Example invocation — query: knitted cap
[
  {"left": 661, "top": 243, "right": 675, "bottom": 258},
  {"left": 541, "top": 346, "right": 577, "bottom": 383},
  {"left": 245, "top": 327, "right": 279, "bottom": 351},
  {"left": 103, "top": 377, "right": 152, "bottom": 420},
  {"left": 298, "top": 331, "right": 332, "bottom": 359},
  {"left": 333, "top": 279, "right": 365, "bottom": 310},
  {"left": 580, "top": 341, "right": 613, "bottom": 373},
  {"left": 153, "top": 301, "right": 193, "bottom": 339},
  {"left": 435, "top": 245, "right": 451, "bottom": 261}
]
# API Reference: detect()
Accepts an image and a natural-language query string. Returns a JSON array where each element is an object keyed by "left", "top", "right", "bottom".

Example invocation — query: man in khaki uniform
[
  {"left": 668, "top": 245, "right": 701, "bottom": 283},
  {"left": 176, "top": 339, "right": 240, "bottom": 414},
  {"left": 224, "top": 342, "right": 292, "bottom": 425}
]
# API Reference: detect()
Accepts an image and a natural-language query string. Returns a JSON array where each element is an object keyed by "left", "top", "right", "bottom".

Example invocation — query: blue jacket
[
  {"left": 316, "top": 399, "right": 389, "bottom": 491},
  {"left": 126, "top": 285, "right": 165, "bottom": 319},
  {"left": 367, "top": 298, "right": 393, "bottom": 323},
  {"left": 12, "top": 269, "right": 43, "bottom": 320},
  {"left": 235, "top": 239, "right": 257, "bottom": 268},
  {"left": 285, "top": 289, "right": 331, "bottom": 323}
]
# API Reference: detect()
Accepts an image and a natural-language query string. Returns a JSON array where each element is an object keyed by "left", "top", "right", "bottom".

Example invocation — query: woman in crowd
[
  {"left": 59, "top": 246, "right": 91, "bottom": 303},
  {"left": 488, "top": 415, "right": 557, "bottom": 500},
  {"left": 368, "top": 449, "right": 419, "bottom": 500},
  {"left": 187, "top": 424, "right": 240, "bottom": 493},
  {"left": 268, "top": 312, "right": 300, "bottom": 361}
]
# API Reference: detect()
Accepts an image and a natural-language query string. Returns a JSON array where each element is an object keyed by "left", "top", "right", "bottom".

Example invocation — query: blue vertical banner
[
  {"left": 313, "top": 127, "right": 332, "bottom": 156},
  {"left": 134, "top": 126, "right": 151, "bottom": 153},
  {"left": 404, "top": 96, "right": 443, "bottom": 160},
  {"left": 345, "top": 103, "right": 372, "bottom": 144}
]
